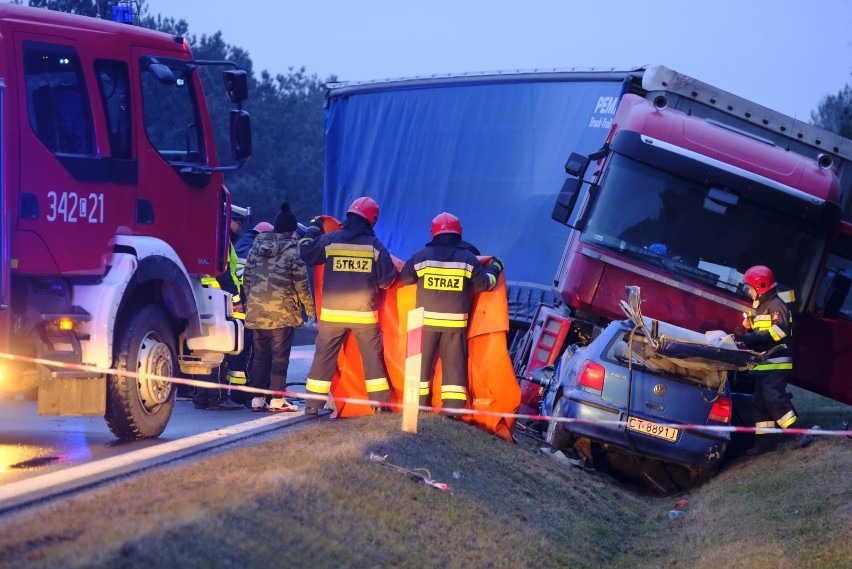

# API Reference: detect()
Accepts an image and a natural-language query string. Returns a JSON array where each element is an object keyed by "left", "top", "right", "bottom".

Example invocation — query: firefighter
[
  {"left": 399, "top": 212, "right": 503, "bottom": 411},
  {"left": 734, "top": 265, "right": 814, "bottom": 453},
  {"left": 299, "top": 197, "right": 397, "bottom": 414}
]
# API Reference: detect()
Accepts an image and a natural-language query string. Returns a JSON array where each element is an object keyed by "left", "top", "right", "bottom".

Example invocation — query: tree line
[{"left": 17, "top": 1, "right": 852, "bottom": 225}]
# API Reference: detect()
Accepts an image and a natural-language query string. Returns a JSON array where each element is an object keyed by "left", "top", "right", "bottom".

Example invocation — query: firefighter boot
[{"left": 746, "top": 434, "right": 778, "bottom": 456}]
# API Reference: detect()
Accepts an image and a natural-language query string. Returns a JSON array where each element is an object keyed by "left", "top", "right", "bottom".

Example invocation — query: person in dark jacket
[
  {"left": 243, "top": 203, "right": 315, "bottom": 412},
  {"left": 299, "top": 197, "right": 397, "bottom": 414},
  {"left": 735, "top": 265, "right": 814, "bottom": 453},
  {"left": 399, "top": 212, "right": 503, "bottom": 411}
]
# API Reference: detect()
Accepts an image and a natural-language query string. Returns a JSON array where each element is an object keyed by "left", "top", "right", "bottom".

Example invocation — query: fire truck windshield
[{"left": 580, "top": 154, "right": 827, "bottom": 309}]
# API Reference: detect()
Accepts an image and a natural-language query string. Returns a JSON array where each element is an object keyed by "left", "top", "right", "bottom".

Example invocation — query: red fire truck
[
  {"left": 516, "top": 68, "right": 852, "bottom": 412},
  {"left": 0, "top": 5, "right": 252, "bottom": 438}
]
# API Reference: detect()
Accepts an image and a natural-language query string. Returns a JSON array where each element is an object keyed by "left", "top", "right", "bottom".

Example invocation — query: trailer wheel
[
  {"left": 545, "top": 394, "right": 572, "bottom": 452},
  {"left": 105, "top": 305, "right": 176, "bottom": 440}
]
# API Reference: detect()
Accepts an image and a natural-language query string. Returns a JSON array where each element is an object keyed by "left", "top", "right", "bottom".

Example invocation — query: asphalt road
[{"left": 0, "top": 341, "right": 317, "bottom": 511}]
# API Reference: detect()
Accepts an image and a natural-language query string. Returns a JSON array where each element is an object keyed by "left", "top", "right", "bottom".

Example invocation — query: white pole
[{"left": 402, "top": 307, "right": 424, "bottom": 433}]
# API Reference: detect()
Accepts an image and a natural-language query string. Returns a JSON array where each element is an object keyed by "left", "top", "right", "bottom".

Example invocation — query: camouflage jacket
[{"left": 243, "top": 232, "right": 315, "bottom": 329}]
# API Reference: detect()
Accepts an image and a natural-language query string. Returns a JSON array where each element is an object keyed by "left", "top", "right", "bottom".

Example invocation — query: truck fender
[{"left": 72, "top": 236, "right": 200, "bottom": 370}]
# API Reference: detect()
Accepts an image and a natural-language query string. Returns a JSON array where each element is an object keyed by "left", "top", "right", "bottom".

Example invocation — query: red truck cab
[{"left": 538, "top": 93, "right": 850, "bottom": 406}]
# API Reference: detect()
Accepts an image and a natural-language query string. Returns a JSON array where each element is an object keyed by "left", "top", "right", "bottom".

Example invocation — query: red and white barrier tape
[{"left": 0, "top": 351, "right": 849, "bottom": 438}]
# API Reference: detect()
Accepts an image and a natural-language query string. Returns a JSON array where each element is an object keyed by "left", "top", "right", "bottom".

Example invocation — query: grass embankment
[{"left": 0, "top": 388, "right": 848, "bottom": 568}]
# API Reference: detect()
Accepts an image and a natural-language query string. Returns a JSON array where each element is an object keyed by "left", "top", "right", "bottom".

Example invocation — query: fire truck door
[
  {"left": 14, "top": 35, "right": 136, "bottom": 275},
  {"left": 132, "top": 47, "right": 223, "bottom": 276}
]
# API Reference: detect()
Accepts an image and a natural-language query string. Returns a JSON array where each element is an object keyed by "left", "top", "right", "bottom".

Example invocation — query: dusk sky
[{"left": 141, "top": 0, "right": 852, "bottom": 121}]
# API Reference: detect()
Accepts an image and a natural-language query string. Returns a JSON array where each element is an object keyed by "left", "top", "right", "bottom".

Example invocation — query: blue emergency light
[{"left": 112, "top": 1, "right": 134, "bottom": 25}]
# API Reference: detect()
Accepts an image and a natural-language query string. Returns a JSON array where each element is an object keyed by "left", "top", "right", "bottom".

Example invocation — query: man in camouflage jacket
[{"left": 243, "top": 203, "right": 316, "bottom": 411}]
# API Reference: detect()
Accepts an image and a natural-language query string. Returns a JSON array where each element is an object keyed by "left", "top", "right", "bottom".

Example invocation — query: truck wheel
[
  {"left": 545, "top": 394, "right": 572, "bottom": 452},
  {"left": 106, "top": 305, "right": 176, "bottom": 440}
]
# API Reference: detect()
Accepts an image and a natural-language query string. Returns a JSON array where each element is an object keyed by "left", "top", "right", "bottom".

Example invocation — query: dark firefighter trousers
[
  {"left": 305, "top": 323, "right": 390, "bottom": 412},
  {"left": 420, "top": 329, "right": 468, "bottom": 410},
  {"left": 753, "top": 369, "right": 798, "bottom": 439}
]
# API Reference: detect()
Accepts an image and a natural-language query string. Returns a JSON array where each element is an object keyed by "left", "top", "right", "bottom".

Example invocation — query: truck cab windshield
[{"left": 580, "top": 154, "right": 825, "bottom": 310}]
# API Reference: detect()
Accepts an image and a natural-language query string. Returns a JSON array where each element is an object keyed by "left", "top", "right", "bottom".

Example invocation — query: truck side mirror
[
  {"left": 565, "top": 152, "right": 590, "bottom": 177},
  {"left": 230, "top": 110, "right": 252, "bottom": 162},
  {"left": 822, "top": 270, "right": 851, "bottom": 319},
  {"left": 223, "top": 70, "right": 248, "bottom": 104},
  {"left": 551, "top": 177, "right": 582, "bottom": 225}
]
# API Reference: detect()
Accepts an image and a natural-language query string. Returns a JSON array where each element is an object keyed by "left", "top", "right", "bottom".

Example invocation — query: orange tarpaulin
[{"left": 309, "top": 216, "right": 521, "bottom": 441}]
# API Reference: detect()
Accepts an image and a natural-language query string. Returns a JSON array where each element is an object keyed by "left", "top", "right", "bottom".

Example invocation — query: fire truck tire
[
  {"left": 106, "top": 304, "right": 177, "bottom": 440},
  {"left": 545, "top": 394, "right": 572, "bottom": 451}
]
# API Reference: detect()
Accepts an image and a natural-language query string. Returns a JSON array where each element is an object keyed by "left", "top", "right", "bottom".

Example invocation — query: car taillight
[
  {"left": 578, "top": 360, "right": 605, "bottom": 393},
  {"left": 708, "top": 397, "right": 732, "bottom": 424}
]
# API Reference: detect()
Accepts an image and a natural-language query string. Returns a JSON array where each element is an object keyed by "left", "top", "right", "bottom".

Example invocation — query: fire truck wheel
[
  {"left": 106, "top": 304, "right": 177, "bottom": 440},
  {"left": 545, "top": 393, "right": 572, "bottom": 452}
]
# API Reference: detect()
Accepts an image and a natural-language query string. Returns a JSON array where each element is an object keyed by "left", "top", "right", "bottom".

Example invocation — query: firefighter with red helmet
[
  {"left": 735, "top": 265, "right": 814, "bottom": 453},
  {"left": 399, "top": 212, "right": 504, "bottom": 411},
  {"left": 299, "top": 197, "right": 397, "bottom": 414}
]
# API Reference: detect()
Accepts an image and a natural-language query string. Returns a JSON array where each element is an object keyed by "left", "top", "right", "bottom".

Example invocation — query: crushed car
[{"left": 537, "top": 287, "right": 774, "bottom": 492}]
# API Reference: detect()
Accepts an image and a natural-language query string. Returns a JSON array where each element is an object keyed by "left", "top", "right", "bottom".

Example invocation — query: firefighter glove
[
  {"left": 489, "top": 256, "right": 504, "bottom": 274},
  {"left": 733, "top": 326, "right": 746, "bottom": 339}
]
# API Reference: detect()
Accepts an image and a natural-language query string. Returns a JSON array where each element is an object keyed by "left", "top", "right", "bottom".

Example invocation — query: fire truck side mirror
[
  {"left": 230, "top": 110, "right": 252, "bottom": 162},
  {"left": 551, "top": 177, "right": 582, "bottom": 226},
  {"left": 223, "top": 70, "right": 248, "bottom": 104}
]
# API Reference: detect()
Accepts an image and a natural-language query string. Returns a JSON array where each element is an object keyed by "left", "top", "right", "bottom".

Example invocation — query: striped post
[{"left": 402, "top": 307, "right": 424, "bottom": 433}]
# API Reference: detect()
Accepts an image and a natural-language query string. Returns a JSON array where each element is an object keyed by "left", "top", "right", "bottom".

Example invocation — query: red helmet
[
  {"left": 348, "top": 197, "right": 380, "bottom": 227},
  {"left": 431, "top": 212, "right": 462, "bottom": 238},
  {"left": 743, "top": 265, "right": 777, "bottom": 294}
]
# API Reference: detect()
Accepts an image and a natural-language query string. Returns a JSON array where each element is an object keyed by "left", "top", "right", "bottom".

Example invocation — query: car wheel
[
  {"left": 105, "top": 305, "right": 176, "bottom": 440},
  {"left": 545, "top": 393, "right": 572, "bottom": 452},
  {"left": 605, "top": 445, "right": 723, "bottom": 492},
  {"left": 638, "top": 459, "right": 709, "bottom": 493}
]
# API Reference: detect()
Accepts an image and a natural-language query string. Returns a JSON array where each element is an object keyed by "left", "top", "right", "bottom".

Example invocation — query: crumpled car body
[{"left": 541, "top": 287, "right": 762, "bottom": 490}]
